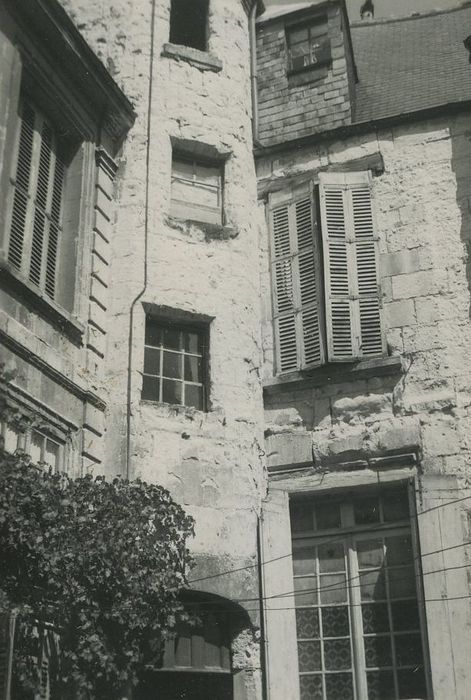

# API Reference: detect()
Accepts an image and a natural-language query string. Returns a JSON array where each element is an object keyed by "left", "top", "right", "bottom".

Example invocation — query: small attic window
[
  {"left": 286, "top": 16, "right": 331, "bottom": 73},
  {"left": 169, "top": 0, "right": 209, "bottom": 52}
]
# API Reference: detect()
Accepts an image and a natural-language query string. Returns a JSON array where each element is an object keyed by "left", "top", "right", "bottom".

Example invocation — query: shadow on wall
[{"left": 451, "top": 119, "right": 471, "bottom": 320}]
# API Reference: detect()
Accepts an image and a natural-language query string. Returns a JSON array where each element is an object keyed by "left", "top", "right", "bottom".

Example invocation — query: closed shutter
[
  {"left": 268, "top": 183, "right": 324, "bottom": 373},
  {"left": 8, "top": 99, "right": 65, "bottom": 301},
  {"left": 319, "top": 171, "right": 385, "bottom": 361}
]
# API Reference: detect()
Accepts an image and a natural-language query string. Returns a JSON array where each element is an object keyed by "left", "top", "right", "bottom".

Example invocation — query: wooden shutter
[
  {"left": 319, "top": 171, "right": 385, "bottom": 361},
  {"left": 8, "top": 100, "right": 64, "bottom": 301},
  {"left": 268, "top": 182, "right": 324, "bottom": 374}
]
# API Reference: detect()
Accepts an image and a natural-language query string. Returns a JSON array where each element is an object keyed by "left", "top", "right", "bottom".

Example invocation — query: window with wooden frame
[
  {"left": 142, "top": 318, "right": 208, "bottom": 411},
  {"left": 286, "top": 17, "right": 331, "bottom": 73},
  {"left": 171, "top": 154, "right": 223, "bottom": 225},
  {"left": 268, "top": 171, "right": 386, "bottom": 374},
  {"left": 290, "top": 488, "right": 429, "bottom": 700}
]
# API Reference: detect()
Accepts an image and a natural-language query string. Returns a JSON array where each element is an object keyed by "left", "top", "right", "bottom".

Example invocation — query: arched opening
[{"left": 137, "top": 591, "right": 251, "bottom": 700}]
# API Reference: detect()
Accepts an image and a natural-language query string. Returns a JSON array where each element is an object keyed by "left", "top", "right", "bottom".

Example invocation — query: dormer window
[{"left": 287, "top": 17, "right": 331, "bottom": 73}]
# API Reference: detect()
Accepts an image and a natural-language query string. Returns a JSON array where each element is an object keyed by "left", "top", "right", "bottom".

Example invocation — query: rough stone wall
[
  {"left": 58, "top": 0, "right": 266, "bottom": 650},
  {"left": 258, "top": 112, "right": 471, "bottom": 482},
  {"left": 256, "top": 3, "right": 354, "bottom": 147}
]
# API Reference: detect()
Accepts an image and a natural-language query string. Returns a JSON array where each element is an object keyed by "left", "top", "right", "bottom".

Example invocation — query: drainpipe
[
  {"left": 257, "top": 514, "right": 269, "bottom": 700},
  {"left": 249, "top": 1, "right": 259, "bottom": 144}
]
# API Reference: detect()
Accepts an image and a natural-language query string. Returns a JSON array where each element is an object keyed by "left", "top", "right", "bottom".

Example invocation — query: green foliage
[{"left": 0, "top": 449, "right": 194, "bottom": 699}]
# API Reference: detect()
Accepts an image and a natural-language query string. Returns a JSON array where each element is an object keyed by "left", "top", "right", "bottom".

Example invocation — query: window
[
  {"left": 169, "top": 0, "right": 209, "bottom": 52},
  {"left": 287, "top": 18, "right": 331, "bottom": 73},
  {"left": 0, "top": 421, "right": 62, "bottom": 471},
  {"left": 29, "top": 430, "right": 61, "bottom": 471},
  {"left": 139, "top": 598, "right": 233, "bottom": 700},
  {"left": 268, "top": 172, "right": 385, "bottom": 374},
  {"left": 290, "top": 489, "right": 428, "bottom": 700},
  {"left": 171, "top": 155, "right": 223, "bottom": 225},
  {"left": 6, "top": 95, "right": 82, "bottom": 311},
  {"left": 142, "top": 319, "right": 208, "bottom": 411}
]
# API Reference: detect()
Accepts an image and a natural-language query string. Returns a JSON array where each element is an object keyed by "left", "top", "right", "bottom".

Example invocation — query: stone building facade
[{"left": 2, "top": 0, "right": 471, "bottom": 698}]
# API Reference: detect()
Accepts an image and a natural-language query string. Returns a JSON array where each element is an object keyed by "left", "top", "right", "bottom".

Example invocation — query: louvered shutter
[
  {"left": 8, "top": 99, "right": 64, "bottom": 301},
  {"left": 268, "top": 183, "right": 324, "bottom": 373},
  {"left": 319, "top": 171, "right": 385, "bottom": 361}
]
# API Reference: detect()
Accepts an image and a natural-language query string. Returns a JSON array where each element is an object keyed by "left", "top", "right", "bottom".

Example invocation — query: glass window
[
  {"left": 169, "top": 0, "right": 208, "bottom": 52},
  {"left": 142, "top": 319, "right": 207, "bottom": 410},
  {"left": 29, "top": 430, "right": 61, "bottom": 470},
  {"left": 287, "top": 19, "right": 331, "bottom": 73},
  {"left": 291, "top": 489, "right": 428, "bottom": 700},
  {"left": 171, "top": 156, "right": 223, "bottom": 225}
]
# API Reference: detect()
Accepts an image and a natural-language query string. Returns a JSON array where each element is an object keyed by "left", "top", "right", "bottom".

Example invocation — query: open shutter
[
  {"left": 268, "top": 182, "right": 324, "bottom": 374},
  {"left": 319, "top": 171, "right": 385, "bottom": 361}
]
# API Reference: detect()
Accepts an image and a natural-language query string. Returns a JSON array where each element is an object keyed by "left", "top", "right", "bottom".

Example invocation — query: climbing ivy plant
[{"left": 0, "top": 445, "right": 194, "bottom": 699}]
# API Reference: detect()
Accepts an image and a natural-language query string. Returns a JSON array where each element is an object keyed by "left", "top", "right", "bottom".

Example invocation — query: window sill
[
  {"left": 166, "top": 215, "right": 237, "bottom": 241},
  {"left": 0, "top": 256, "right": 85, "bottom": 344},
  {"left": 161, "top": 43, "right": 223, "bottom": 73},
  {"left": 263, "top": 355, "right": 403, "bottom": 396},
  {"left": 140, "top": 399, "right": 207, "bottom": 416}
]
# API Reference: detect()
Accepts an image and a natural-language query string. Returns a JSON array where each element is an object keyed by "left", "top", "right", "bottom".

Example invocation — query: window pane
[
  {"left": 366, "top": 670, "right": 395, "bottom": 700},
  {"left": 289, "top": 27, "right": 309, "bottom": 44},
  {"left": 163, "top": 350, "right": 182, "bottom": 379},
  {"left": 394, "top": 633, "right": 423, "bottom": 667},
  {"left": 175, "top": 633, "right": 192, "bottom": 667},
  {"left": 391, "top": 600, "right": 420, "bottom": 632},
  {"left": 163, "top": 327, "right": 182, "bottom": 351},
  {"left": 145, "top": 322, "right": 162, "bottom": 347},
  {"left": 364, "top": 636, "right": 392, "bottom": 668},
  {"left": 144, "top": 347, "right": 161, "bottom": 375},
  {"left": 291, "top": 503, "right": 314, "bottom": 533},
  {"left": 324, "top": 673, "right": 354, "bottom": 700},
  {"left": 385, "top": 535, "right": 412, "bottom": 567},
  {"left": 194, "top": 163, "right": 220, "bottom": 187},
  {"left": 162, "top": 379, "right": 182, "bottom": 405},
  {"left": 296, "top": 608, "right": 319, "bottom": 639},
  {"left": 142, "top": 376, "right": 160, "bottom": 401},
  {"left": 318, "top": 543, "right": 345, "bottom": 573},
  {"left": 321, "top": 606, "right": 349, "bottom": 637},
  {"left": 388, "top": 566, "right": 415, "bottom": 599},
  {"left": 184, "top": 354, "right": 203, "bottom": 382},
  {"left": 298, "top": 640, "right": 322, "bottom": 672},
  {"left": 354, "top": 496, "right": 380, "bottom": 525},
  {"left": 357, "top": 540, "right": 384, "bottom": 570},
  {"left": 293, "top": 545, "right": 317, "bottom": 576},
  {"left": 324, "top": 639, "right": 351, "bottom": 671},
  {"left": 294, "top": 576, "right": 317, "bottom": 607},
  {"left": 397, "top": 667, "right": 427, "bottom": 698},
  {"left": 315, "top": 502, "right": 341, "bottom": 530},
  {"left": 45, "top": 439, "right": 60, "bottom": 470},
  {"left": 382, "top": 491, "right": 410, "bottom": 522},
  {"left": 299, "top": 674, "right": 323, "bottom": 700},
  {"left": 30, "top": 431, "right": 43, "bottom": 463},
  {"left": 360, "top": 570, "right": 386, "bottom": 601},
  {"left": 362, "top": 603, "right": 390, "bottom": 634},
  {"left": 190, "top": 181, "right": 219, "bottom": 210},
  {"left": 185, "top": 384, "right": 204, "bottom": 411},
  {"left": 4, "top": 425, "right": 20, "bottom": 453},
  {"left": 184, "top": 330, "right": 203, "bottom": 354},
  {"left": 173, "top": 158, "right": 194, "bottom": 180},
  {"left": 319, "top": 574, "right": 347, "bottom": 604}
]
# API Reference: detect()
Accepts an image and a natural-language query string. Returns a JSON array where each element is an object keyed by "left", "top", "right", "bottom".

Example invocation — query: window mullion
[{"left": 347, "top": 537, "right": 367, "bottom": 700}]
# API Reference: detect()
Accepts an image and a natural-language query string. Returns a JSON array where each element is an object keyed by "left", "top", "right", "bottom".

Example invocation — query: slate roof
[{"left": 351, "top": 5, "right": 471, "bottom": 123}]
